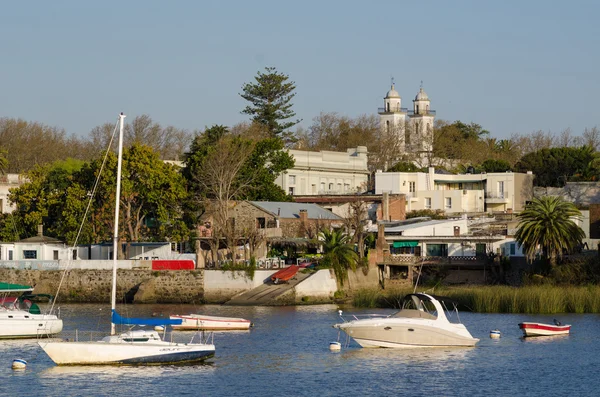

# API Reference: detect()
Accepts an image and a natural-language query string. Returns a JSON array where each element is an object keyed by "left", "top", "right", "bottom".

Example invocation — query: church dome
[
  {"left": 415, "top": 87, "right": 429, "bottom": 101},
  {"left": 386, "top": 84, "right": 400, "bottom": 98}
]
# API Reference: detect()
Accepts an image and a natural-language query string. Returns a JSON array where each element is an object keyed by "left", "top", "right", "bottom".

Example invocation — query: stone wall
[{"left": 0, "top": 268, "right": 204, "bottom": 304}]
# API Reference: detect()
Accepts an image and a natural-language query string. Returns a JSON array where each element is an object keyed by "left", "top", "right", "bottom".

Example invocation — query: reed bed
[{"left": 352, "top": 285, "right": 600, "bottom": 313}]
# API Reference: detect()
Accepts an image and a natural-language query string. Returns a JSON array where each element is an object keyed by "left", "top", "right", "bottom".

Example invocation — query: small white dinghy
[
  {"left": 518, "top": 320, "right": 571, "bottom": 337},
  {"left": 170, "top": 314, "right": 252, "bottom": 331}
]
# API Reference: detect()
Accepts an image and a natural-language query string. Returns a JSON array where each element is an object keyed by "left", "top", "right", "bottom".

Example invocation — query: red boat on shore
[
  {"left": 270, "top": 265, "right": 300, "bottom": 284},
  {"left": 518, "top": 321, "right": 571, "bottom": 337}
]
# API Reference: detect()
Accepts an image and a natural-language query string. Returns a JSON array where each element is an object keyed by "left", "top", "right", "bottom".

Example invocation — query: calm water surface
[{"left": 1, "top": 303, "right": 598, "bottom": 396}]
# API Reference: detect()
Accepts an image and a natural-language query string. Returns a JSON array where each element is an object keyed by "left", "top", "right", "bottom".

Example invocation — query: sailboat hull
[{"left": 38, "top": 340, "right": 215, "bottom": 365}]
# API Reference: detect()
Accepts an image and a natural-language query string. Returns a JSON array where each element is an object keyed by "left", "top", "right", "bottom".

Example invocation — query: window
[
  {"left": 425, "top": 197, "right": 432, "bottom": 209},
  {"left": 320, "top": 182, "right": 325, "bottom": 192},
  {"left": 53, "top": 250, "right": 59, "bottom": 260},
  {"left": 73, "top": 249, "right": 78, "bottom": 260},
  {"left": 498, "top": 181, "right": 505, "bottom": 198},
  {"left": 23, "top": 250, "right": 37, "bottom": 259},
  {"left": 289, "top": 187, "right": 295, "bottom": 195},
  {"left": 426, "top": 244, "right": 448, "bottom": 257},
  {"left": 337, "top": 183, "right": 342, "bottom": 192},
  {"left": 329, "top": 183, "right": 334, "bottom": 190},
  {"left": 257, "top": 217, "right": 266, "bottom": 229},
  {"left": 391, "top": 246, "right": 416, "bottom": 255},
  {"left": 386, "top": 120, "right": 390, "bottom": 132},
  {"left": 344, "top": 183, "right": 350, "bottom": 192},
  {"left": 9, "top": 250, "right": 13, "bottom": 260},
  {"left": 409, "top": 181, "right": 416, "bottom": 193},
  {"left": 311, "top": 184, "right": 316, "bottom": 194},
  {"left": 289, "top": 175, "right": 296, "bottom": 184},
  {"left": 445, "top": 197, "right": 452, "bottom": 209},
  {"left": 476, "top": 243, "right": 486, "bottom": 257},
  {"left": 510, "top": 243, "right": 516, "bottom": 256}
]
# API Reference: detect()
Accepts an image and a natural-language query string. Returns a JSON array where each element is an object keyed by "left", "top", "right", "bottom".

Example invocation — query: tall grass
[{"left": 352, "top": 285, "right": 600, "bottom": 313}]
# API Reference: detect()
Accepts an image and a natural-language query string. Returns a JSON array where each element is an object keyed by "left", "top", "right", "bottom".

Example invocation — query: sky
[{"left": 1, "top": 0, "right": 599, "bottom": 140}]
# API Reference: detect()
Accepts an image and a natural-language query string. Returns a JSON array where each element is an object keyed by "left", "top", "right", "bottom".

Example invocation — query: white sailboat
[{"left": 38, "top": 113, "right": 215, "bottom": 365}]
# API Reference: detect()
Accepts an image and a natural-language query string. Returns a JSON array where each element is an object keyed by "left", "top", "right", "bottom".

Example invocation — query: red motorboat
[{"left": 518, "top": 321, "right": 571, "bottom": 337}]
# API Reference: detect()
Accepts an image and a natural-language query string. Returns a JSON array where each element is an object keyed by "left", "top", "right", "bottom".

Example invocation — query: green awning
[
  {"left": 0, "top": 282, "right": 33, "bottom": 293},
  {"left": 393, "top": 241, "right": 419, "bottom": 248}
]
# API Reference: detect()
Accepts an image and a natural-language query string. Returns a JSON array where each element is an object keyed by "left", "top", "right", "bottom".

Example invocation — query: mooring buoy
[
  {"left": 329, "top": 341, "right": 341, "bottom": 351},
  {"left": 12, "top": 359, "right": 27, "bottom": 370}
]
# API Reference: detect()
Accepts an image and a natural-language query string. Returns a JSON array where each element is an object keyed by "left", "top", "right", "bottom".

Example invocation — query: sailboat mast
[{"left": 111, "top": 112, "right": 126, "bottom": 336}]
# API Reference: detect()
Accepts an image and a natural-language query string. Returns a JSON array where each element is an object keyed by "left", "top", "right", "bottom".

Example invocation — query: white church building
[{"left": 378, "top": 82, "right": 436, "bottom": 154}]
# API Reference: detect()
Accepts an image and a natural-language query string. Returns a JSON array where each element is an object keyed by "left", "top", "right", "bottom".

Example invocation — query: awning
[{"left": 393, "top": 241, "right": 419, "bottom": 248}]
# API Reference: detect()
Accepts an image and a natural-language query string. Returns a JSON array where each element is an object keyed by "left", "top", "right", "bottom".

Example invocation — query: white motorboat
[
  {"left": 0, "top": 282, "right": 63, "bottom": 339},
  {"left": 334, "top": 293, "right": 479, "bottom": 348},
  {"left": 38, "top": 113, "right": 215, "bottom": 365},
  {"left": 170, "top": 314, "right": 252, "bottom": 331}
]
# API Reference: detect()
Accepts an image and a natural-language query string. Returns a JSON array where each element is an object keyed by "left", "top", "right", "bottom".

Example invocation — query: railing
[
  {"left": 485, "top": 191, "right": 507, "bottom": 199},
  {"left": 407, "top": 110, "right": 436, "bottom": 116},
  {"left": 380, "top": 254, "right": 486, "bottom": 265},
  {"left": 378, "top": 107, "right": 408, "bottom": 113}
]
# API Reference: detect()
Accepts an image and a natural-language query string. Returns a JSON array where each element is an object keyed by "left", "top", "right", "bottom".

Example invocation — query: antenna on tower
[
  {"left": 420, "top": 80, "right": 423, "bottom": 89},
  {"left": 391, "top": 76, "right": 395, "bottom": 87}
]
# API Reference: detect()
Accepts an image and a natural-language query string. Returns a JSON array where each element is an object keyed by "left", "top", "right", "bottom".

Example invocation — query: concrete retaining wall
[
  {"left": 294, "top": 269, "right": 337, "bottom": 301},
  {"left": 203, "top": 269, "right": 277, "bottom": 302}
]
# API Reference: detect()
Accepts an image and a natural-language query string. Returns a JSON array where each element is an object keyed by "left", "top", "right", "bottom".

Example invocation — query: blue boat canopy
[{"left": 111, "top": 310, "right": 183, "bottom": 326}]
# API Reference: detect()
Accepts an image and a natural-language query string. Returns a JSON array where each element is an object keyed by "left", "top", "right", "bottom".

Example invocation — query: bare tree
[
  {"left": 344, "top": 200, "right": 369, "bottom": 260},
  {"left": 582, "top": 126, "right": 600, "bottom": 151},
  {"left": 197, "top": 136, "right": 257, "bottom": 261}
]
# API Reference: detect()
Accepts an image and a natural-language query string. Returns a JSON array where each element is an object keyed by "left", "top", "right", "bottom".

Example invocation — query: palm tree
[
  {"left": 514, "top": 196, "right": 585, "bottom": 267},
  {"left": 319, "top": 228, "right": 358, "bottom": 286}
]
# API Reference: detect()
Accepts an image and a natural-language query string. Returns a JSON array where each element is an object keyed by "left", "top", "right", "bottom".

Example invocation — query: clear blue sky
[{"left": 1, "top": 0, "right": 598, "bottom": 140}]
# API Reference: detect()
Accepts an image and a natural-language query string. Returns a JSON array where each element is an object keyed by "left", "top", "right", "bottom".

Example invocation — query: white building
[
  {"left": 277, "top": 146, "right": 369, "bottom": 196},
  {"left": 375, "top": 167, "right": 534, "bottom": 214},
  {"left": 0, "top": 174, "right": 27, "bottom": 214},
  {"left": 378, "top": 82, "right": 435, "bottom": 154}
]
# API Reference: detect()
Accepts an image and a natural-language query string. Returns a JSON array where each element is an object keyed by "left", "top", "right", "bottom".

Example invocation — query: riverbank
[{"left": 353, "top": 285, "right": 600, "bottom": 313}]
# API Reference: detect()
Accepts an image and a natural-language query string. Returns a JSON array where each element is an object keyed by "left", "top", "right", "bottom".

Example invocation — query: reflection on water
[
  {"left": 520, "top": 334, "right": 570, "bottom": 344},
  {"left": 40, "top": 362, "right": 216, "bottom": 378},
  {"left": 340, "top": 346, "right": 474, "bottom": 371}
]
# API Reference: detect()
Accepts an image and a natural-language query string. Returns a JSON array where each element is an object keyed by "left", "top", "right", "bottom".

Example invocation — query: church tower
[
  {"left": 378, "top": 80, "right": 407, "bottom": 153},
  {"left": 407, "top": 83, "right": 435, "bottom": 153}
]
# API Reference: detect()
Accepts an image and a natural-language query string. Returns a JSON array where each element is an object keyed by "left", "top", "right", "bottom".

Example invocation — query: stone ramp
[{"left": 224, "top": 271, "right": 312, "bottom": 306}]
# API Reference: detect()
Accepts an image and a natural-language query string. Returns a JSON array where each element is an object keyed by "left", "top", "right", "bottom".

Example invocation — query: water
[{"left": 1, "top": 303, "right": 598, "bottom": 397}]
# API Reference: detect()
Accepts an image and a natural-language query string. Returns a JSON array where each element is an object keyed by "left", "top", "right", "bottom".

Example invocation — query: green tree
[
  {"left": 319, "top": 228, "right": 358, "bottom": 287},
  {"left": 6, "top": 161, "right": 83, "bottom": 240},
  {"left": 514, "top": 196, "right": 585, "bottom": 267},
  {"left": 240, "top": 67, "right": 301, "bottom": 137},
  {"left": 515, "top": 146, "right": 597, "bottom": 187},
  {"left": 480, "top": 159, "right": 511, "bottom": 173},
  {"left": 387, "top": 161, "right": 422, "bottom": 173}
]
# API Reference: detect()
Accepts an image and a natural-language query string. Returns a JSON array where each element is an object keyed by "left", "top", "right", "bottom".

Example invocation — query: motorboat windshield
[{"left": 392, "top": 293, "right": 439, "bottom": 320}]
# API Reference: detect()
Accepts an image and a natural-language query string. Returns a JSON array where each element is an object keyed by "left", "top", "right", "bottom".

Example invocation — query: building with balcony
[
  {"left": 375, "top": 167, "right": 534, "bottom": 214},
  {"left": 371, "top": 218, "right": 507, "bottom": 286},
  {"left": 378, "top": 81, "right": 435, "bottom": 155},
  {"left": 276, "top": 146, "right": 369, "bottom": 196}
]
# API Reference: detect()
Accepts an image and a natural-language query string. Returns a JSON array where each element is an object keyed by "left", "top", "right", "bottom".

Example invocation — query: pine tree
[{"left": 240, "top": 67, "right": 301, "bottom": 137}]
